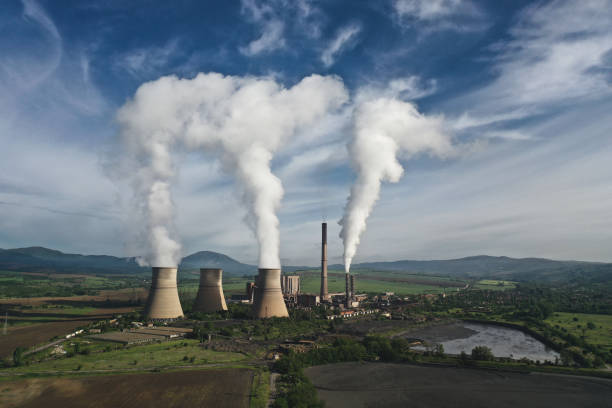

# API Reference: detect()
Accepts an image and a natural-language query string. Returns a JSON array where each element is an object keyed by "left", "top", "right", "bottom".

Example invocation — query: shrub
[{"left": 471, "top": 346, "right": 494, "bottom": 361}]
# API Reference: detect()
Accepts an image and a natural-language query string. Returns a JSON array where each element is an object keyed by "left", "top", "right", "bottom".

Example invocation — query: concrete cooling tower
[
  {"left": 193, "top": 268, "right": 228, "bottom": 313},
  {"left": 252, "top": 268, "right": 289, "bottom": 318},
  {"left": 145, "top": 267, "right": 184, "bottom": 320}
]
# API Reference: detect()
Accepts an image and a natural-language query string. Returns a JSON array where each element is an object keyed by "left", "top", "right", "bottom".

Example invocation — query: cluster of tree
[{"left": 435, "top": 282, "right": 612, "bottom": 316}]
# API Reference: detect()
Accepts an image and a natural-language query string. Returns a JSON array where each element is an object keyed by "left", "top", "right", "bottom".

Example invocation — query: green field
[
  {"left": 298, "top": 273, "right": 450, "bottom": 295},
  {"left": 475, "top": 279, "right": 517, "bottom": 290},
  {"left": 12, "top": 338, "right": 246, "bottom": 373},
  {"left": 0, "top": 270, "right": 143, "bottom": 298},
  {"left": 545, "top": 312, "right": 612, "bottom": 348}
]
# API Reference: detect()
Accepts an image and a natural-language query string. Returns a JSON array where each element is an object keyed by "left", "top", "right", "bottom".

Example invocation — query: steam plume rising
[
  {"left": 184, "top": 74, "right": 347, "bottom": 268},
  {"left": 339, "top": 97, "right": 452, "bottom": 272},
  {"left": 116, "top": 73, "right": 347, "bottom": 269},
  {"left": 116, "top": 79, "right": 190, "bottom": 267}
]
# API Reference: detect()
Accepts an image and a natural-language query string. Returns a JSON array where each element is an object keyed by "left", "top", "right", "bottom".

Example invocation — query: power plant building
[
  {"left": 281, "top": 275, "right": 300, "bottom": 295},
  {"left": 253, "top": 268, "right": 289, "bottom": 318},
  {"left": 297, "top": 294, "right": 320, "bottom": 307},
  {"left": 246, "top": 281, "right": 255, "bottom": 303},
  {"left": 145, "top": 267, "right": 184, "bottom": 320},
  {"left": 192, "top": 268, "right": 228, "bottom": 313}
]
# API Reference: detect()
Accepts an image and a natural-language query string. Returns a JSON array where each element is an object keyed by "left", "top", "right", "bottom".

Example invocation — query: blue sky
[{"left": 1, "top": 0, "right": 612, "bottom": 265}]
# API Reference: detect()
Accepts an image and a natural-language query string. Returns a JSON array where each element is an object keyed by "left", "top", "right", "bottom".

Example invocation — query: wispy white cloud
[
  {"left": 459, "top": 0, "right": 612, "bottom": 122},
  {"left": 356, "top": 75, "right": 437, "bottom": 102},
  {"left": 240, "top": 19, "right": 285, "bottom": 56},
  {"left": 21, "top": 0, "right": 60, "bottom": 40},
  {"left": 395, "top": 0, "right": 463, "bottom": 20},
  {"left": 114, "top": 39, "right": 182, "bottom": 77},
  {"left": 239, "top": 0, "right": 286, "bottom": 56},
  {"left": 239, "top": 0, "right": 327, "bottom": 56},
  {"left": 294, "top": 0, "right": 323, "bottom": 38},
  {"left": 393, "top": 0, "right": 485, "bottom": 32},
  {"left": 321, "top": 24, "right": 361, "bottom": 67},
  {"left": 0, "top": 0, "right": 62, "bottom": 91}
]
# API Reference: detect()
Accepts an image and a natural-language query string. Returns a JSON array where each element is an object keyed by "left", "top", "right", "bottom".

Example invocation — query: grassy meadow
[
  {"left": 12, "top": 338, "right": 246, "bottom": 374},
  {"left": 475, "top": 279, "right": 517, "bottom": 290},
  {"left": 545, "top": 312, "right": 612, "bottom": 348}
]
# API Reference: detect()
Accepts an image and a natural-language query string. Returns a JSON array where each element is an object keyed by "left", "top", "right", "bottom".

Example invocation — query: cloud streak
[
  {"left": 239, "top": 0, "right": 286, "bottom": 56},
  {"left": 321, "top": 24, "right": 361, "bottom": 67}
]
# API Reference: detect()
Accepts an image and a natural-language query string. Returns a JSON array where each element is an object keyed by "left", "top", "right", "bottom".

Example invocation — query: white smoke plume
[
  {"left": 116, "top": 77, "right": 197, "bottom": 267},
  {"left": 339, "top": 97, "right": 453, "bottom": 273},
  {"left": 116, "top": 73, "right": 347, "bottom": 269},
  {"left": 182, "top": 73, "right": 347, "bottom": 268}
]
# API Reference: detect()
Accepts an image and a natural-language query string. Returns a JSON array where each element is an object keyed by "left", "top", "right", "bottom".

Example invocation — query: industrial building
[
  {"left": 246, "top": 282, "right": 255, "bottom": 303},
  {"left": 297, "top": 293, "right": 320, "bottom": 307},
  {"left": 89, "top": 326, "right": 192, "bottom": 345},
  {"left": 281, "top": 275, "right": 300, "bottom": 295}
]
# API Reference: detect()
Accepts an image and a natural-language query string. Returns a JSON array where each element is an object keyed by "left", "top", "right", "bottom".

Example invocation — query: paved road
[
  {"left": 267, "top": 372, "right": 280, "bottom": 407},
  {"left": 23, "top": 338, "right": 66, "bottom": 357}
]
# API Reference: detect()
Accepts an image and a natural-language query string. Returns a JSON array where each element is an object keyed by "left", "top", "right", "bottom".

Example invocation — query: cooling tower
[
  {"left": 193, "top": 268, "right": 228, "bottom": 313},
  {"left": 253, "top": 268, "right": 289, "bottom": 318},
  {"left": 145, "top": 267, "right": 184, "bottom": 320},
  {"left": 320, "top": 222, "right": 329, "bottom": 301}
]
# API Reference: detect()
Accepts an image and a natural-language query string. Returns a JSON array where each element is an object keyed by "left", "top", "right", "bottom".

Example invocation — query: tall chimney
[
  {"left": 253, "top": 268, "right": 289, "bottom": 318},
  {"left": 320, "top": 222, "right": 329, "bottom": 301},
  {"left": 193, "top": 268, "right": 228, "bottom": 313},
  {"left": 350, "top": 275, "right": 355, "bottom": 301},
  {"left": 145, "top": 267, "right": 184, "bottom": 320},
  {"left": 345, "top": 273, "right": 350, "bottom": 308}
]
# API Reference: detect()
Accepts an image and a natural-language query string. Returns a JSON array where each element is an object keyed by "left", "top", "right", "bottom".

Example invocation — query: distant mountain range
[
  {"left": 1, "top": 247, "right": 611, "bottom": 283},
  {"left": 0, "top": 247, "right": 256, "bottom": 277},
  {"left": 332, "top": 256, "right": 612, "bottom": 283}
]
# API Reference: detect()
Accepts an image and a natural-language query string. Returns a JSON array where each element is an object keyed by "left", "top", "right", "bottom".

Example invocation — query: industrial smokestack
[
  {"left": 253, "top": 268, "right": 289, "bottom": 318},
  {"left": 145, "top": 267, "right": 184, "bottom": 320},
  {"left": 350, "top": 275, "right": 355, "bottom": 301},
  {"left": 193, "top": 269, "right": 228, "bottom": 313},
  {"left": 320, "top": 222, "right": 329, "bottom": 301},
  {"left": 345, "top": 273, "right": 351, "bottom": 308}
]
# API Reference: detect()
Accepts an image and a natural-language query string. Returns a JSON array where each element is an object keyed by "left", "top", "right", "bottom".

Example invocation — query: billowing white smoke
[
  {"left": 183, "top": 73, "right": 347, "bottom": 268},
  {"left": 339, "top": 97, "right": 453, "bottom": 273},
  {"left": 117, "top": 73, "right": 347, "bottom": 269},
  {"left": 116, "top": 77, "right": 197, "bottom": 267}
]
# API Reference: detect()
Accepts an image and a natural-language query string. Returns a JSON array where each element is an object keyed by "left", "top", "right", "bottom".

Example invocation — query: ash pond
[{"left": 407, "top": 321, "right": 559, "bottom": 362}]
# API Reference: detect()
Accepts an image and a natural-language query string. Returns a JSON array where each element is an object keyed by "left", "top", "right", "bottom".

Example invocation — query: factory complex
[{"left": 143, "top": 222, "right": 362, "bottom": 321}]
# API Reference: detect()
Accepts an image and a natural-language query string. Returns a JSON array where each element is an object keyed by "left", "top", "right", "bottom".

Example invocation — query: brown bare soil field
[
  {"left": 305, "top": 362, "right": 612, "bottom": 408},
  {"left": 0, "top": 368, "right": 253, "bottom": 408},
  {"left": 0, "top": 320, "right": 89, "bottom": 357},
  {"left": 0, "top": 288, "right": 148, "bottom": 306},
  {"left": 0, "top": 289, "right": 144, "bottom": 357}
]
